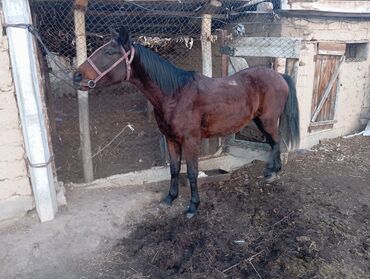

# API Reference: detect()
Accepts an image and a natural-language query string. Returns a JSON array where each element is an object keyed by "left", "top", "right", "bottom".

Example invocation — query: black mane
[{"left": 134, "top": 44, "right": 195, "bottom": 96}]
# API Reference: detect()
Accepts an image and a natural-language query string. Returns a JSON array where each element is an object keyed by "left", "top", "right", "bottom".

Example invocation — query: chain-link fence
[{"left": 29, "top": 0, "right": 282, "bottom": 183}]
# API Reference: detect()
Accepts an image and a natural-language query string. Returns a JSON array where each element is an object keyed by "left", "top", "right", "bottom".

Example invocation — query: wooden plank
[
  {"left": 311, "top": 55, "right": 344, "bottom": 123},
  {"left": 311, "top": 55, "right": 323, "bottom": 118},
  {"left": 74, "top": 1, "right": 94, "bottom": 183},
  {"left": 319, "top": 42, "right": 346, "bottom": 52},
  {"left": 318, "top": 42, "right": 346, "bottom": 56},
  {"left": 318, "top": 49, "right": 344, "bottom": 56},
  {"left": 228, "top": 37, "right": 301, "bottom": 59},
  {"left": 320, "top": 57, "right": 330, "bottom": 121},
  {"left": 328, "top": 57, "right": 339, "bottom": 120},
  {"left": 308, "top": 124, "right": 335, "bottom": 133},
  {"left": 308, "top": 120, "right": 337, "bottom": 133},
  {"left": 309, "top": 120, "right": 337, "bottom": 127}
]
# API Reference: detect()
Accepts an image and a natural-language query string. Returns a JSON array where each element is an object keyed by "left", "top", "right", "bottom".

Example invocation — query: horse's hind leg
[
  {"left": 253, "top": 117, "right": 281, "bottom": 182},
  {"left": 160, "top": 138, "right": 182, "bottom": 208}
]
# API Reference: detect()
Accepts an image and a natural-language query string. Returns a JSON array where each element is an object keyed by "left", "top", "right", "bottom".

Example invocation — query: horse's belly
[{"left": 201, "top": 109, "right": 252, "bottom": 138}]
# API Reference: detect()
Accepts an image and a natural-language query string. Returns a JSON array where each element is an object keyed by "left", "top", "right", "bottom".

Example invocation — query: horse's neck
[{"left": 129, "top": 62, "right": 165, "bottom": 111}]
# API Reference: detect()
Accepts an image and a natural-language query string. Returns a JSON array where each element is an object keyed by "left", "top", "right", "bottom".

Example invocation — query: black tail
[{"left": 280, "top": 74, "right": 300, "bottom": 150}]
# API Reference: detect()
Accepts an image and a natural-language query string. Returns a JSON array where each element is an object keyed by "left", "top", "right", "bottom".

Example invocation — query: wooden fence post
[
  {"left": 220, "top": 29, "right": 229, "bottom": 78},
  {"left": 74, "top": 0, "right": 94, "bottom": 182},
  {"left": 201, "top": 13, "right": 212, "bottom": 155},
  {"left": 219, "top": 29, "right": 229, "bottom": 151}
]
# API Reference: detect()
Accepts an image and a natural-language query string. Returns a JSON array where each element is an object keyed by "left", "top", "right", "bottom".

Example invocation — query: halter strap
[{"left": 84, "top": 42, "right": 135, "bottom": 89}]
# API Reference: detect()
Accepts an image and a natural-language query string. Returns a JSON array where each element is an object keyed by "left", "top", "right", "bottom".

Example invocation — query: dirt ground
[
  {"left": 1, "top": 136, "right": 369, "bottom": 278},
  {"left": 87, "top": 136, "right": 370, "bottom": 279}
]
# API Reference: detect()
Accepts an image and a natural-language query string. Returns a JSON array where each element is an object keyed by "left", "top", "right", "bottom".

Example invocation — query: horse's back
[
  {"left": 235, "top": 67, "right": 289, "bottom": 117},
  {"left": 195, "top": 67, "right": 288, "bottom": 108},
  {"left": 238, "top": 67, "right": 288, "bottom": 94}
]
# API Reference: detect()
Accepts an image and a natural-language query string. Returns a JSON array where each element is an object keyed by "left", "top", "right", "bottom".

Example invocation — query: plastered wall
[
  {"left": 0, "top": 11, "right": 33, "bottom": 221},
  {"left": 281, "top": 17, "right": 370, "bottom": 148}
]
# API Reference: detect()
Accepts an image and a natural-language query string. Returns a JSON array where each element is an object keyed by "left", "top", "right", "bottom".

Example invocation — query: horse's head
[{"left": 73, "top": 27, "right": 134, "bottom": 90}]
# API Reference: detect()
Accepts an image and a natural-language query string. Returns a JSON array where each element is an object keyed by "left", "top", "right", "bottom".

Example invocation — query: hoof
[
  {"left": 159, "top": 201, "right": 171, "bottom": 209},
  {"left": 185, "top": 201, "right": 199, "bottom": 219},
  {"left": 186, "top": 211, "right": 196, "bottom": 219},
  {"left": 159, "top": 194, "right": 176, "bottom": 209},
  {"left": 264, "top": 172, "right": 277, "bottom": 183}
]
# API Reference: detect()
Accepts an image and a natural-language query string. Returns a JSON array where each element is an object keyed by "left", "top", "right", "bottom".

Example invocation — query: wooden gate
[{"left": 309, "top": 43, "right": 345, "bottom": 132}]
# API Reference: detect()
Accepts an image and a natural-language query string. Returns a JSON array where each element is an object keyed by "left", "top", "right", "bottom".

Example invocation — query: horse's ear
[{"left": 118, "top": 26, "right": 131, "bottom": 50}]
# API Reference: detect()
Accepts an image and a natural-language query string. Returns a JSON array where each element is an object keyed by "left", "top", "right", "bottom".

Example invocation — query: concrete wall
[
  {"left": 281, "top": 17, "right": 370, "bottom": 148},
  {"left": 0, "top": 10, "right": 34, "bottom": 221}
]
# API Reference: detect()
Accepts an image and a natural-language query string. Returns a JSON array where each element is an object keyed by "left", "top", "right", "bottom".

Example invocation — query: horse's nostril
[{"left": 73, "top": 72, "right": 83, "bottom": 82}]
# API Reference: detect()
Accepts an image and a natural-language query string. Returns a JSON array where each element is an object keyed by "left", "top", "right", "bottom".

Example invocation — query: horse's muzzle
[
  {"left": 73, "top": 71, "right": 96, "bottom": 89},
  {"left": 73, "top": 71, "right": 83, "bottom": 83}
]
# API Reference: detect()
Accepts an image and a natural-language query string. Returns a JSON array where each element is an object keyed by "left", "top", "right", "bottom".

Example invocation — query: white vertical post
[
  {"left": 201, "top": 13, "right": 212, "bottom": 155},
  {"left": 3, "top": 0, "right": 57, "bottom": 222},
  {"left": 201, "top": 14, "right": 213, "bottom": 77},
  {"left": 74, "top": 1, "right": 94, "bottom": 183}
]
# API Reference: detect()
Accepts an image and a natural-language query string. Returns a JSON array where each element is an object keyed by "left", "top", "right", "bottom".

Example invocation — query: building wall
[
  {"left": 281, "top": 0, "right": 370, "bottom": 13},
  {"left": 0, "top": 11, "right": 34, "bottom": 221},
  {"left": 281, "top": 17, "right": 370, "bottom": 148}
]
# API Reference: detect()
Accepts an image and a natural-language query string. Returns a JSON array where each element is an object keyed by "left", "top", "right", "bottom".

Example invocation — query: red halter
[{"left": 84, "top": 42, "right": 135, "bottom": 89}]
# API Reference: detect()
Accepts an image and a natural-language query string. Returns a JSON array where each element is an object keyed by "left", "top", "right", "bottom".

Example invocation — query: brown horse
[{"left": 73, "top": 27, "right": 300, "bottom": 218}]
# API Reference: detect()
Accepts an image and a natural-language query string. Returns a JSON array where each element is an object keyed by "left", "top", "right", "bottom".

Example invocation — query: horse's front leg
[
  {"left": 183, "top": 138, "right": 200, "bottom": 218},
  {"left": 160, "top": 138, "right": 182, "bottom": 207}
]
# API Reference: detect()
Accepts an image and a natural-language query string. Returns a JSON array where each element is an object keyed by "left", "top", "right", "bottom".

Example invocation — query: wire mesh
[{"left": 29, "top": 0, "right": 283, "bottom": 183}]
